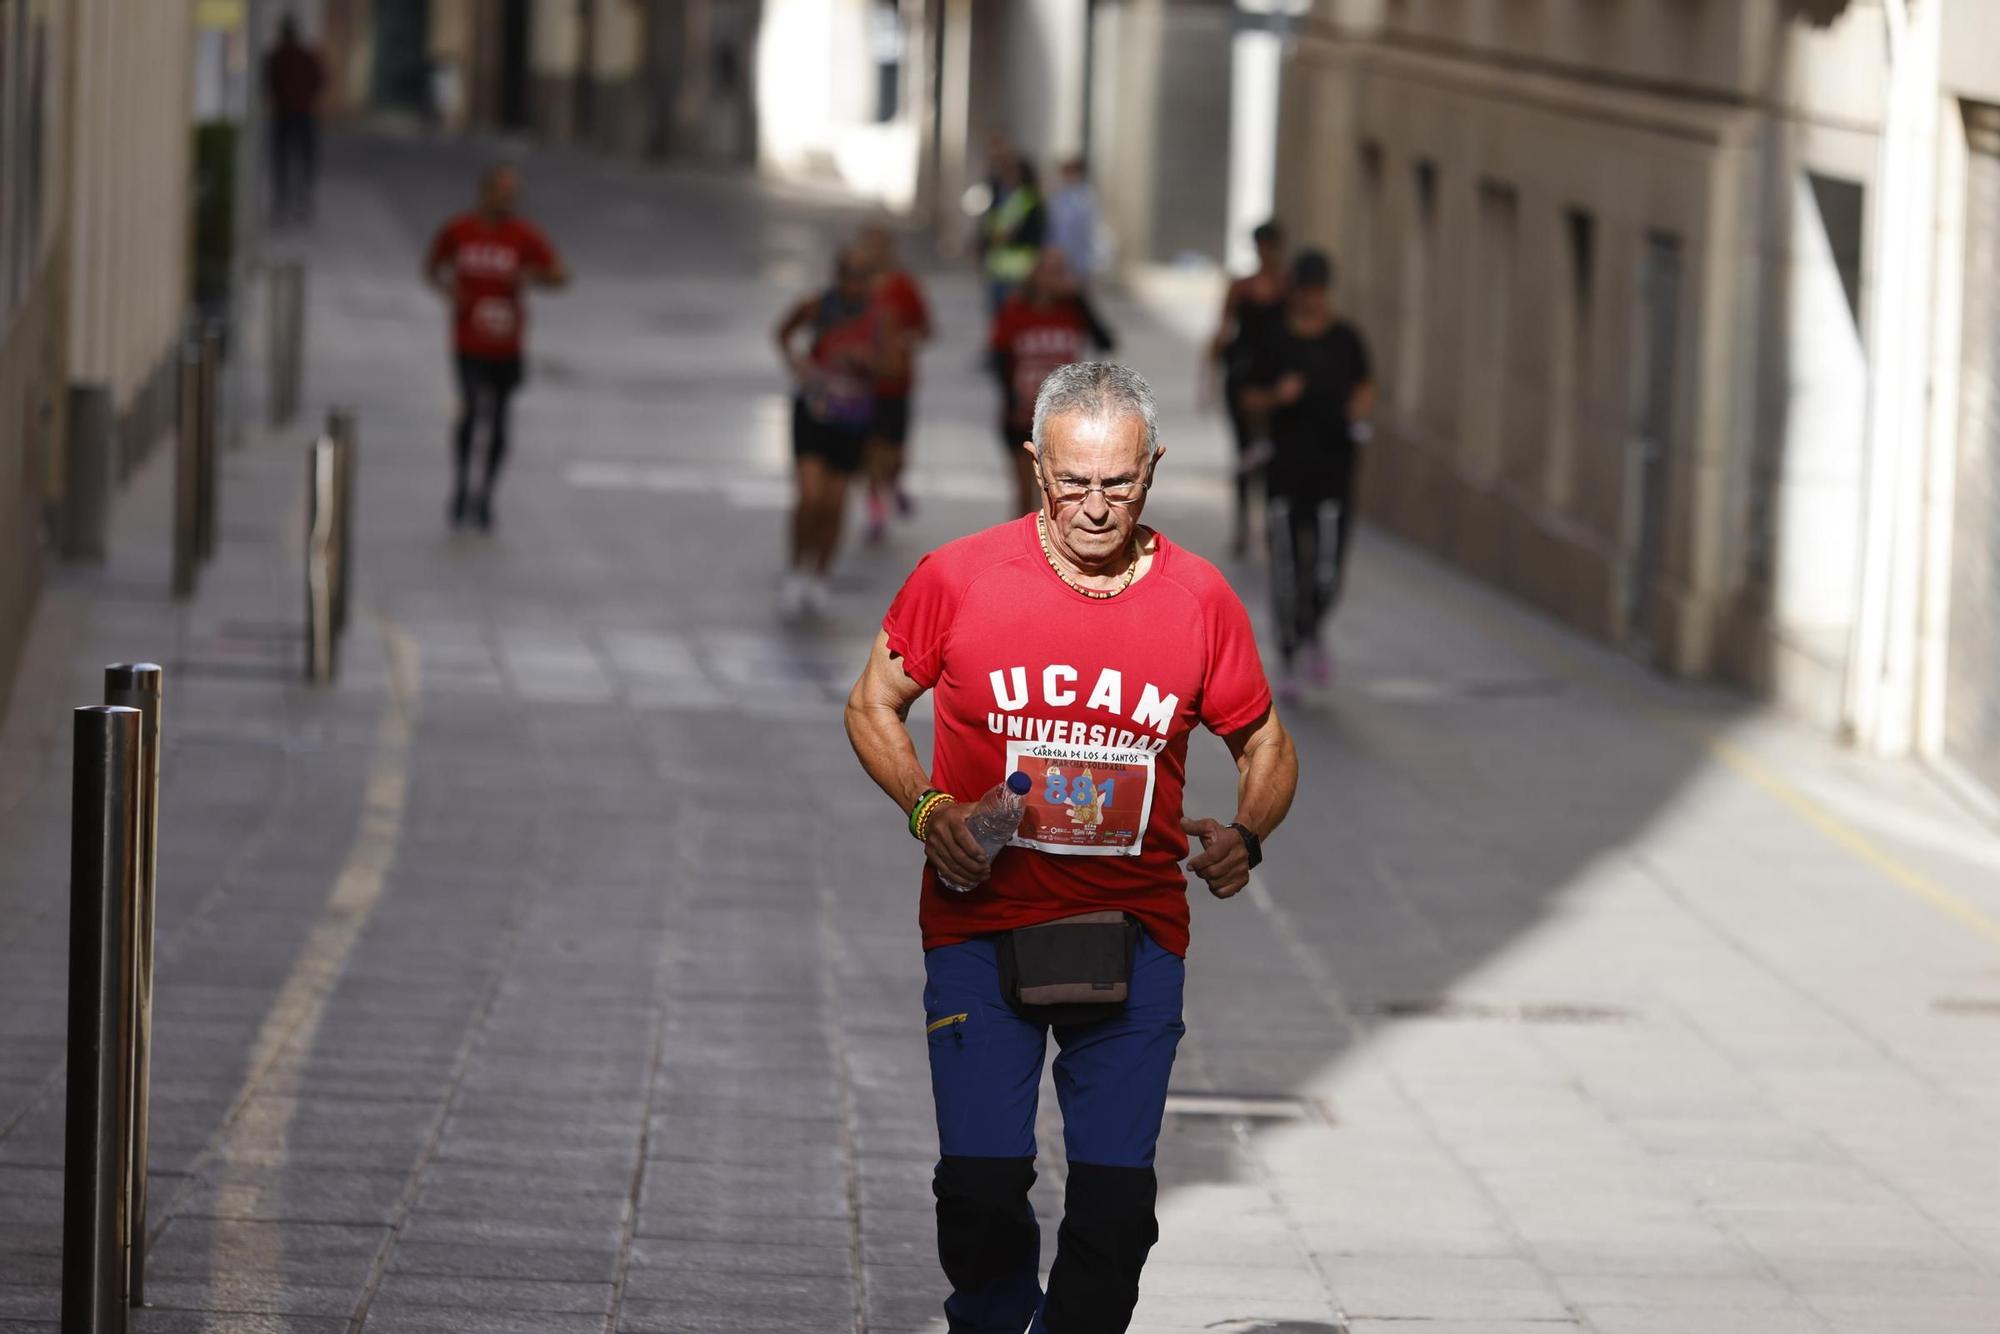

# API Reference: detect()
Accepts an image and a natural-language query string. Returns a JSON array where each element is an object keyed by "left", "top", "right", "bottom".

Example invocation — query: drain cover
[
  {"left": 1360, "top": 998, "right": 1631, "bottom": 1025},
  {"left": 1933, "top": 997, "right": 2000, "bottom": 1016},
  {"left": 1164, "top": 1092, "right": 1330, "bottom": 1124}
]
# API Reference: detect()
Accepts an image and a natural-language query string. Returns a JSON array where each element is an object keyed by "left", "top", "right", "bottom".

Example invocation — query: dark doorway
[
  {"left": 1626, "top": 232, "right": 1683, "bottom": 647},
  {"left": 371, "top": 0, "right": 432, "bottom": 113},
  {"left": 499, "top": 0, "right": 531, "bottom": 129}
]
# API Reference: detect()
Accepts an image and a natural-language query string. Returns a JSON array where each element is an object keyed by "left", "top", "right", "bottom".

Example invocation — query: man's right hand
[{"left": 925, "top": 802, "right": 991, "bottom": 888}]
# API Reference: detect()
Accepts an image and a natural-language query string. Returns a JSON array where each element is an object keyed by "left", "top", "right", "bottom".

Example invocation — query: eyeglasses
[{"left": 1037, "top": 465, "right": 1152, "bottom": 508}]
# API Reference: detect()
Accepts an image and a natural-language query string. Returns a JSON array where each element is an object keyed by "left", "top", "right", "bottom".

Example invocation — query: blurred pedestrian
[
  {"left": 1205, "top": 220, "right": 1290, "bottom": 556},
  {"left": 775, "top": 245, "right": 887, "bottom": 617},
  {"left": 858, "top": 223, "right": 932, "bottom": 544},
  {"left": 844, "top": 361, "right": 1298, "bottom": 1333},
  {"left": 991, "top": 249, "right": 1116, "bottom": 515},
  {"left": 424, "top": 164, "right": 569, "bottom": 531},
  {"left": 1047, "top": 156, "right": 1101, "bottom": 286},
  {"left": 1239, "top": 249, "right": 1374, "bottom": 694},
  {"left": 263, "top": 14, "right": 325, "bottom": 223},
  {"left": 979, "top": 146, "right": 1047, "bottom": 316}
]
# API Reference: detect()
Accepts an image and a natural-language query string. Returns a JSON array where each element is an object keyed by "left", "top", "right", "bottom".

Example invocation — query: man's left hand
[{"left": 1182, "top": 817, "right": 1250, "bottom": 899}]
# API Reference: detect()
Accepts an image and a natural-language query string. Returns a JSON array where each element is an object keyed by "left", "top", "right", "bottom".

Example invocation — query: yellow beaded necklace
[{"left": 1037, "top": 513, "right": 1140, "bottom": 600}]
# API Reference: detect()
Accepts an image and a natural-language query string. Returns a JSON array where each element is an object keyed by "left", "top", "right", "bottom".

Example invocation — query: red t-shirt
[
  {"left": 873, "top": 269, "right": 930, "bottom": 399},
  {"left": 803, "top": 293, "right": 879, "bottom": 429},
  {"left": 426, "top": 214, "right": 560, "bottom": 361},
  {"left": 990, "top": 297, "right": 1090, "bottom": 430},
  {"left": 883, "top": 516, "right": 1273, "bottom": 957}
]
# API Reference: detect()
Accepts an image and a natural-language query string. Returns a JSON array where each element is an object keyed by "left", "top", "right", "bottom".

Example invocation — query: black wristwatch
[{"left": 1229, "top": 822, "right": 1263, "bottom": 870}]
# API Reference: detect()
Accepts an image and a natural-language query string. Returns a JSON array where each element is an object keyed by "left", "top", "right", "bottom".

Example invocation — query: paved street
[{"left": 5, "top": 131, "right": 2000, "bottom": 1334}]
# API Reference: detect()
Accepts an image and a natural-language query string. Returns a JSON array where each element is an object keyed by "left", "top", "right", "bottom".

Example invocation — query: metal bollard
[
  {"left": 327, "top": 409, "right": 356, "bottom": 636},
  {"left": 195, "top": 327, "right": 223, "bottom": 564},
  {"left": 62, "top": 385, "right": 116, "bottom": 563},
  {"left": 61, "top": 705, "right": 141, "bottom": 1334},
  {"left": 171, "top": 342, "right": 201, "bottom": 599},
  {"left": 305, "top": 437, "right": 337, "bottom": 684},
  {"left": 267, "top": 261, "right": 305, "bottom": 428},
  {"left": 102, "top": 665, "right": 161, "bottom": 1309}
]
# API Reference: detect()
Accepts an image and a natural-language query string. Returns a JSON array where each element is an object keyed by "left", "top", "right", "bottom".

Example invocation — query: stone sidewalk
[{"left": 3, "top": 131, "right": 2000, "bottom": 1334}]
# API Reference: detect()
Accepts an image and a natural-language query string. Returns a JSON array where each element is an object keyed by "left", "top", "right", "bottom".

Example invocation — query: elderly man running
[{"left": 845, "top": 363, "right": 1300, "bottom": 1332}]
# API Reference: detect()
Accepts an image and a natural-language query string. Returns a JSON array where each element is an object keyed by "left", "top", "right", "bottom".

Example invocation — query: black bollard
[
  {"left": 327, "top": 409, "right": 356, "bottom": 636},
  {"left": 305, "top": 438, "right": 337, "bottom": 684},
  {"left": 172, "top": 341, "right": 201, "bottom": 600},
  {"left": 103, "top": 665, "right": 162, "bottom": 1308},
  {"left": 61, "top": 705, "right": 140, "bottom": 1334}
]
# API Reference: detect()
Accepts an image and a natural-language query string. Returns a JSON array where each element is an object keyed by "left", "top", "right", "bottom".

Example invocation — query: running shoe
[
  {"left": 865, "top": 488, "right": 889, "bottom": 545},
  {"left": 1274, "top": 658, "right": 1302, "bottom": 704},
  {"left": 777, "top": 573, "right": 810, "bottom": 620},
  {"left": 471, "top": 493, "right": 494, "bottom": 532}
]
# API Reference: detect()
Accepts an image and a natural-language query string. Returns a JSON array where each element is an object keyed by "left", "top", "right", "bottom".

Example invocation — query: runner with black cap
[{"left": 1241, "top": 248, "right": 1375, "bottom": 694}]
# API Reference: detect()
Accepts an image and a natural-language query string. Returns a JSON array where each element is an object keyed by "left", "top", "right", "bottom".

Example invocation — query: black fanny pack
[{"left": 995, "top": 911, "right": 1140, "bottom": 1025}]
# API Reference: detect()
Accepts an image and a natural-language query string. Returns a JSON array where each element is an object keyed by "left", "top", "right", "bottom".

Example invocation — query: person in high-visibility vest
[{"left": 980, "top": 150, "right": 1047, "bottom": 316}]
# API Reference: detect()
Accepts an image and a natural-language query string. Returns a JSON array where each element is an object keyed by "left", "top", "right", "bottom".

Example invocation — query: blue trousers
[{"left": 924, "top": 931, "right": 1186, "bottom": 1334}]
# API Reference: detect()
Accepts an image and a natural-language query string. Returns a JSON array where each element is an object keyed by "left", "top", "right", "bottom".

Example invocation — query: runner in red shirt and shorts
[
  {"left": 990, "top": 248, "right": 1115, "bottom": 515},
  {"left": 425, "top": 165, "right": 568, "bottom": 530},
  {"left": 846, "top": 363, "right": 1300, "bottom": 1332},
  {"left": 858, "top": 224, "right": 932, "bottom": 543},
  {"left": 774, "top": 245, "right": 887, "bottom": 617}
]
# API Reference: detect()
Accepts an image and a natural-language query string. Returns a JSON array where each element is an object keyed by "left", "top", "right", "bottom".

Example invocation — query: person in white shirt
[{"left": 1047, "top": 157, "right": 1101, "bottom": 287}]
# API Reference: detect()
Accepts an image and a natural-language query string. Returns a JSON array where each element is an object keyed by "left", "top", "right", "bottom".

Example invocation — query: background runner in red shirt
[
  {"left": 858, "top": 224, "right": 932, "bottom": 544},
  {"left": 262, "top": 16, "right": 324, "bottom": 224},
  {"left": 774, "top": 245, "right": 887, "bottom": 618},
  {"left": 425, "top": 165, "right": 568, "bottom": 530},
  {"left": 990, "top": 248, "right": 1115, "bottom": 515}
]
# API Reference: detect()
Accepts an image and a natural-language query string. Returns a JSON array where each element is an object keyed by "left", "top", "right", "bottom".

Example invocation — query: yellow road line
[
  {"left": 1699, "top": 732, "right": 2000, "bottom": 947},
  {"left": 160, "top": 608, "right": 421, "bottom": 1268}
]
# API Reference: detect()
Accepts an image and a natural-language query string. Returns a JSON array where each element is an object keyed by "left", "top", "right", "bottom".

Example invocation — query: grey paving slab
[
  {"left": 360, "top": 1311, "right": 605, "bottom": 1334},
  {"left": 366, "top": 1272, "right": 613, "bottom": 1315},
  {"left": 131, "top": 1316, "right": 349, "bottom": 1334}
]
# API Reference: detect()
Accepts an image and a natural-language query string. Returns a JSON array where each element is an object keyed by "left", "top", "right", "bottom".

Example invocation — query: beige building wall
[
  {"left": 530, "top": 0, "right": 585, "bottom": 140},
  {"left": 1274, "top": 1, "right": 1896, "bottom": 722},
  {"left": 0, "top": 0, "right": 72, "bottom": 710},
  {"left": 0, "top": 0, "right": 196, "bottom": 709},
  {"left": 66, "top": 0, "right": 197, "bottom": 469},
  {"left": 584, "top": 0, "right": 649, "bottom": 153}
]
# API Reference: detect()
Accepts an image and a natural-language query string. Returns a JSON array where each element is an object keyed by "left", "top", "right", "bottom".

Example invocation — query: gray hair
[{"left": 1031, "top": 362, "right": 1159, "bottom": 458}]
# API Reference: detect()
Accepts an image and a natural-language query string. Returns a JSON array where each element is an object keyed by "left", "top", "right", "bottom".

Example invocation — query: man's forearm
[
  {"left": 1232, "top": 732, "right": 1298, "bottom": 841},
  {"left": 844, "top": 702, "right": 935, "bottom": 813}
]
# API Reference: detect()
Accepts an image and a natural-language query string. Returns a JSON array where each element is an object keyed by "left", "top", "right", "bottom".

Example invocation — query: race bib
[
  {"left": 807, "top": 371, "right": 873, "bottom": 428},
  {"left": 1005, "top": 739, "right": 1156, "bottom": 857},
  {"left": 470, "top": 296, "right": 519, "bottom": 338}
]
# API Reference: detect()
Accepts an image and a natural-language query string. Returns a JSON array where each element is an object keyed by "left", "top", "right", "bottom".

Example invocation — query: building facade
[
  {"left": 0, "top": 0, "right": 197, "bottom": 709},
  {"left": 1273, "top": 0, "right": 2000, "bottom": 804}
]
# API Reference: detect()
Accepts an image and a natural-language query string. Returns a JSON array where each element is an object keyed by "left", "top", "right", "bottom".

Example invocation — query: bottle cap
[{"left": 1007, "top": 771, "right": 1032, "bottom": 795}]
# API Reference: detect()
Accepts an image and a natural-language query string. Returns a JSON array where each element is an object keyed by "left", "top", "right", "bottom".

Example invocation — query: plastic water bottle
[{"left": 938, "top": 772, "right": 1034, "bottom": 893}]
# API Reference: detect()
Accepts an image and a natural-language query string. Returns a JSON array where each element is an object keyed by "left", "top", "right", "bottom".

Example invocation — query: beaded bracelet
[
  {"left": 915, "top": 793, "right": 956, "bottom": 841},
  {"left": 910, "top": 790, "right": 956, "bottom": 841},
  {"left": 908, "top": 790, "right": 942, "bottom": 839}
]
